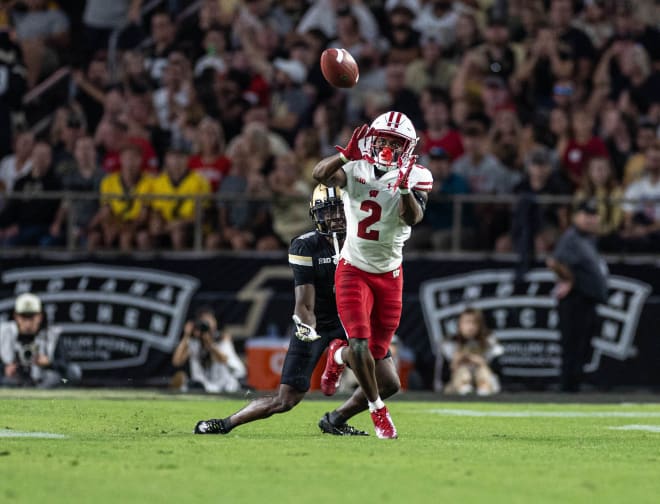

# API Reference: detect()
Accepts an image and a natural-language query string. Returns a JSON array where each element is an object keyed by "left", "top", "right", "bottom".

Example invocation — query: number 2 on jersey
[{"left": 357, "top": 200, "right": 381, "bottom": 240}]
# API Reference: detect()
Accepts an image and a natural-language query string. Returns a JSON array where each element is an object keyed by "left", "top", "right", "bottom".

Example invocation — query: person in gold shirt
[
  {"left": 87, "top": 143, "right": 152, "bottom": 252},
  {"left": 148, "top": 146, "right": 211, "bottom": 250}
]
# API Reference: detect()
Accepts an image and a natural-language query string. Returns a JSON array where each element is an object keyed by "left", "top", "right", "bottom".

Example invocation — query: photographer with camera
[
  {"left": 0, "top": 293, "right": 81, "bottom": 388},
  {"left": 171, "top": 307, "right": 246, "bottom": 393}
]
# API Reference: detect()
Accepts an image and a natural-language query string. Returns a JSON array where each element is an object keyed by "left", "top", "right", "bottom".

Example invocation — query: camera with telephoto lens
[
  {"left": 16, "top": 343, "right": 37, "bottom": 368},
  {"left": 194, "top": 320, "right": 210, "bottom": 334}
]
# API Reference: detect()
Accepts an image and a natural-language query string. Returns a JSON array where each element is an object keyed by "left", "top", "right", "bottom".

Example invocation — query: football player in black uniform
[{"left": 194, "top": 184, "right": 401, "bottom": 436}]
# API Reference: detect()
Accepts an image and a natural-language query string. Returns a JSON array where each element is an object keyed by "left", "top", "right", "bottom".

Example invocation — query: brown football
[{"left": 320, "top": 48, "right": 359, "bottom": 88}]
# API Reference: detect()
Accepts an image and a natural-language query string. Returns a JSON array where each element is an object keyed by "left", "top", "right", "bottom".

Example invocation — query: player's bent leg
[
  {"left": 194, "top": 385, "right": 306, "bottom": 435},
  {"left": 323, "top": 357, "right": 400, "bottom": 428}
]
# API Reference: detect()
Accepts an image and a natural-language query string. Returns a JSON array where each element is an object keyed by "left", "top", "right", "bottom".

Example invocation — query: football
[{"left": 320, "top": 48, "right": 359, "bottom": 88}]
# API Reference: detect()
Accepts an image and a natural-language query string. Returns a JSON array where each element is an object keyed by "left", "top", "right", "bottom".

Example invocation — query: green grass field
[{"left": 2, "top": 390, "right": 660, "bottom": 504}]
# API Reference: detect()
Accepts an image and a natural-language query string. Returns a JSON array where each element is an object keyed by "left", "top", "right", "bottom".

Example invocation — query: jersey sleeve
[
  {"left": 411, "top": 164, "right": 433, "bottom": 192},
  {"left": 288, "top": 236, "right": 315, "bottom": 286}
]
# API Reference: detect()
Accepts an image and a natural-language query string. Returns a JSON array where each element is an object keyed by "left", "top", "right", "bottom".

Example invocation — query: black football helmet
[{"left": 310, "top": 184, "right": 346, "bottom": 237}]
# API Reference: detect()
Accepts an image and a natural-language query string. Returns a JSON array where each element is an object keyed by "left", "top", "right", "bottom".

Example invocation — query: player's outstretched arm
[{"left": 312, "top": 154, "right": 348, "bottom": 188}]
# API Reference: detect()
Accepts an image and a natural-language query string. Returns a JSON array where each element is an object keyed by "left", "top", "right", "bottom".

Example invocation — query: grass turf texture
[{"left": 1, "top": 390, "right": 660, "bottom": 504}]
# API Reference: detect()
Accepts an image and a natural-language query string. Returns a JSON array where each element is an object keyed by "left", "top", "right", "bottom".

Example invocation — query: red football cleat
[
  {"left": 321, "top": 339, "right": 348, "bottom": 396},
  {"left": 370, "top": 405, "right": 398, "bottom": 439}
]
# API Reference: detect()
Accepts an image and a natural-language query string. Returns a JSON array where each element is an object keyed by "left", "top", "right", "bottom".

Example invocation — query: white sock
[
  {"left": 333, "top": 347, "right": 345, "bottom": 365},
  {"left": 368, "top": 397, "right": 385, "bottom": 412}
]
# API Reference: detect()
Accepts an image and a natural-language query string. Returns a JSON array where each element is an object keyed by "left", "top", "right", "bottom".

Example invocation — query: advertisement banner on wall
[{"left": 1, "top": 255, "right": 659, "bottom": 387}]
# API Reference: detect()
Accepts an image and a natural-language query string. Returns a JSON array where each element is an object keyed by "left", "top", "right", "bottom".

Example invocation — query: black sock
[
  {"left": 221, "top": 417, "right": 234, "bottom": 433},
  {"left": 328, "top": 411, "right": 346, "bottom": 426}
]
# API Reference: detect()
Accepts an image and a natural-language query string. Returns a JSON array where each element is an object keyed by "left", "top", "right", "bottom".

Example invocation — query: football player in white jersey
[{"left": 312, "top": 111, "right": 433, "bottom": 439}]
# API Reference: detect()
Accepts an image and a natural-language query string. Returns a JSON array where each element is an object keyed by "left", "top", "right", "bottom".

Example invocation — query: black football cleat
[
  {"left": 194, "top": 418, "right": 230, "bottom": 434},
  {"left": 318, "top": 412, "right": 368, "bottom": 436}
]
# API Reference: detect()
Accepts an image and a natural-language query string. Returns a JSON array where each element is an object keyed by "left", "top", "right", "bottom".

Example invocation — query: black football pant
[{"left": 558, "top": 291, "right": 598, "bottom": 392}]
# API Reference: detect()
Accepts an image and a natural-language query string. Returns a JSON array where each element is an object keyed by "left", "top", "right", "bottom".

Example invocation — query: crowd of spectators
[{"left": 0, "top": 0, "right": 659, "bottom": 254}]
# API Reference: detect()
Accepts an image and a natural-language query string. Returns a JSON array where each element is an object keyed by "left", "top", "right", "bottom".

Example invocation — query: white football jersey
[{"left": 340, "top": 160, "right": 433, "bottom": 273}]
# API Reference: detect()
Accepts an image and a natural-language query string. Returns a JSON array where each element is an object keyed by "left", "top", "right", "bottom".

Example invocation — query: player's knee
[
  {"left": 349, "top": 339, "right": 370, "bottom": 362},
  {"left": 276, "top": 390, "right": 303, "bottom": 412},
  {"left": 379, "top": 371, "right": 401, "bottom": 398}
]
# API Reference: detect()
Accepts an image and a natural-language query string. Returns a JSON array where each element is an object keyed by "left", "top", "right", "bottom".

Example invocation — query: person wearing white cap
[
  {"left": 0, "top": 293, "right": 81, "bottom": 388},
  {"left": 270, "top": 58, "right": 311, "bottom": 141}
]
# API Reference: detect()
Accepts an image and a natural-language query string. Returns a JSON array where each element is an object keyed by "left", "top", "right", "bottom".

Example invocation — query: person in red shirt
[
  {"left": 96, "top": 120, "right": 158, "bottom": 175},
  {"left": 561, "top": 108, "right": 609, "bottom": 188},
  {"left": 418, "top": 89, "right": 464, "bottom": 160},
  {"left": 187, "top": 117, "right": 231, "bottom": 192}
]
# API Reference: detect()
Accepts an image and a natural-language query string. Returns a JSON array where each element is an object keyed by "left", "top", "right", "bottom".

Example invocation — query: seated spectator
[
  {"left": 623, "top": 118, "right": 657, "bottom": 187},
  {"left": 0, "top": 293, "right": 81, "bottom": 388},
  {"left": 620, "top": 140, "right": 660, "bottom": 252},
  {"left": 0, "top": 130, "right": 34, "bottom": 194},
  {"left": 171, "top": 306, "right": 246, "bottom": 394},
  {"left": 60, "top": 136, "right": 104, "bottom": 247},
  {"left": 206, "top": 139, "right": 274, "bottom": 251},
  {"left": 87, "top": 143, "right": 152, "bottom": 252},
  {"left": 12, "top": 0, "right": 70, "bottom": 88},
  {"left": 96, "top": 117, "right": 158, "bottom": 175},
  {"left": 575, "top": 156, "right": 623, "bottom": 251},
  {"left": 440, "top": 308, "right": 503, "bottom": 396},
  {"left": 0, "top": 142, "right": 63, "bottom": 247},
  {"left": 188, "top": 117, "right": 231, "bottom": 193},
  {"left": 408, "top": 146, "right": 474, "bottom": 251},
  {"left": 50, "top": 108, "right": 85, "bottom": 174},
  {"left": 193, "top": 24, "right": 228, "bottom": 77},
  {"left": 598, "top": 106, "right": 634, "bottom": 181},
  {"left": 267, "top": 152, "right": 312, "bottom": 250},
  {"left": 418, "top": 88, "right": 463, "bottom": 160},
  {"left": 147, "top": 147, "right": 211, "bottom": 250},
  {"left": 561, "top": 108, "right": 608, "bottom": 188}
]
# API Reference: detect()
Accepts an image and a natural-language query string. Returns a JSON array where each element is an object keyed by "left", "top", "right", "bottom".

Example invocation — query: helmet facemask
[
  {"left": 310, "top": 185, "right": 346, "bottom": 238},
  {"left": 365, "top": 112, "right": 418, "bottom": 172}
]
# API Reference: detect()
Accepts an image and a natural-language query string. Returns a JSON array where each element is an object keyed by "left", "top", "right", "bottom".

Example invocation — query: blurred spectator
[
  {"left": 50, "top": 108, "right": 85, "bottom": 172},
  {"left": 384, "top": 5, "right": 420, "bottom": 65},
  {"left": 452, "top": 115, "right": 520, "bottom": 194},
  {"left": 598, "top": 106, "right": 634, "bottom": 181},
  {"left": 501, "top": 147, "right": 571, "bottom": 272},
  {"left": 407, "top": 146, "right": 473, "bottom": 251},
  {"left": 206, "top": 138, "right": 274, "bottom": 251},
  {"left": 193, "top": 23, "right": 228, "bottom": 77},
  {"left": 96, "top": 118, "right": 158, "bottom": 174},
  {"left": 623, "top": 118, "right": 657, "bottom": 186},
  {"left": 87, "top": 143, "right": 152, "bottom": 252},
  {"left": 294, "top": 127, "right": 322, "bottom": 187},
  {"left": 144, "top": 10, "right": 178, "bottom": 84},
  {"left": 413, "top": 0, "right": 458, "bottom": 48},
  {"left": 267, "top": 152, "right": 311, "bottom": 249},
  {"left": 147, "top": 147, "right": 211, "bottom": 250},
  {"left": 12, "top": 0, "right": 70, "bottom": 88},
  {"left": 487, "top": 107, "right": 524, "bottom": 171},
  {"left": 418, "top": 88, "right": 463, "bottom": 159},
  {"left": 0, "top": 293, "right": 81, "bottom": 388},
  {"left": 384, "top": 61, "right": 423, "bottom": 129},
  {"left": 269, "top": 57, "right": 310, "bottom": 142},
  {"left": 153, "top": 51, "right": 193, "bottom": 135},
  {"left": 187, "top": 117, "right": 231, "bottom": 192},
  {"left": 296, "top": 0, "right": 380, "bottom": 43},
  {"left": 574, "top": 0, "right": 612, "bottom": 51},
  {"left": 72, "top": 55, "right": 111, "bottom": 135},
  {"left": 59, "top": 136, "right": 104, "bottom": 247},
  {"left": 405, "top": 33, "right": 455, "bottom": 95},
  {"left": 620, "top": 140, "right": 660, "bottom": 252},
  {"left": 82, "top": 0, "right": 143, "bottom": 56},
  {"left": 171, "top": 306, "right": 246, "bottom": 393},
  {"left": 438, "top": 307, "right": 502, "bottom": 396},
  {"left": 0, "top": 10, "right": 27, "bottom": 158},
  {"left": 0, "top": 130, "right": 34, "bottom": 194},
  {"left": 329, "top": 9, "right": 368, "bottom": 62},
  {"left": 448, "top": 9, "right": 481, "bottom": 64},
  {"left": 575, "top": 156, "right": 623, "bottom": 251},
  {"left": 547, "top": 107, "right": 571, "bottom": 159},
  {"left": 549, "top": 0, "right": 595, "bottom": 87},
  {"left": 562, "top": 109, "right": 608, "bottom": 188},
  {"left": 0, "top": 142, "right": 63, "bottom": 247}
]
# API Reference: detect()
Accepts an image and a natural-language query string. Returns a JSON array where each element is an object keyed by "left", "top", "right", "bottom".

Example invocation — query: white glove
[{"left": 292, "top": 315, "right": 320, "bottom": 342}]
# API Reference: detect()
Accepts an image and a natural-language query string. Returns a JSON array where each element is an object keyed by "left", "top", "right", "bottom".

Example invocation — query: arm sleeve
[
  {"left": 289, "top": 237, "right": 315, "bottom": 286},
  {"left": 552, "top": 232, "right": 576, "bottom": 266},
  {"left": 412, "top": 165, "right": 433, "bottom": 192}
]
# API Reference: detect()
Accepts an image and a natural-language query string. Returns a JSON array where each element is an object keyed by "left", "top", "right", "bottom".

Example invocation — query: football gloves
[
  {"left": 335, "top": 124, "right": 372, "bottom": 163},
  {"left": 397, "top": 154, "right": 417, "bottom": 194},
  {"left": 292, "top": 314, "right": 320, "bottom": 342}
]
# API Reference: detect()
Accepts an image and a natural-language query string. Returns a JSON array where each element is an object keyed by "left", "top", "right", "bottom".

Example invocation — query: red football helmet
[{"left": 364, "top": 111, "right": 418, "bottom": 171}]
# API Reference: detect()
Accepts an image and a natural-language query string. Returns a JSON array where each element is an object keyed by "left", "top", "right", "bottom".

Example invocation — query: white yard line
[
  {"left": 608, "top": 425, "right": 660, "bottom": 433},
  {"left": 0, "top": 429, "right": 66, "bottom": 439},
  {"left": 428, "top": 409, "right": 660, "bottom": 418}
]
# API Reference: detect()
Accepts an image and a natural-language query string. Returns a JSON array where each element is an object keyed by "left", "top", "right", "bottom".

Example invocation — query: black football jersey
[{"left": 288, "top": 231, "right": 340, "bottom": 332}]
